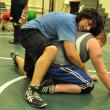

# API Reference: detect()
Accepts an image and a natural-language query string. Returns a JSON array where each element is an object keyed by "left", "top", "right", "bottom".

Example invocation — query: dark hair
[{"left": 76, "top": 8, "right": 104, "bottom": 36}]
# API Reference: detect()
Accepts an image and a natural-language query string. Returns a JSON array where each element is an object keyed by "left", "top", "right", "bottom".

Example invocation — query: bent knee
[
  {"left": 81, "top": 83, "right": 94, "bottom": 94},
  {"left": 45, "top": 45, "right": 57, "bottom": 56}
]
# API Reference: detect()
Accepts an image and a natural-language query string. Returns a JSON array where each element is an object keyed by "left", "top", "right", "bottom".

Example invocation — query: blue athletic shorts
[{"left": 45, "top": 64, "right": 94, "bottom": 88}]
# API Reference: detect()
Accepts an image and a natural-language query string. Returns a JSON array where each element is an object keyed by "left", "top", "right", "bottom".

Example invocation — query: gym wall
[
  {"left": 1, "top": 0, "right": 110, "bottom": 17},
  {"left": 100, "top": 0, "right": 110, "bottom": 17},
  {"left": 0, "top": 0, "right": 51, "bottom": 14}
]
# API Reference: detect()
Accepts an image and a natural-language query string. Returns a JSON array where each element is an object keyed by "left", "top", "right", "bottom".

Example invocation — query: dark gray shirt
[{"left": 53, "top": 32, "right": 93, "bottom": 66}]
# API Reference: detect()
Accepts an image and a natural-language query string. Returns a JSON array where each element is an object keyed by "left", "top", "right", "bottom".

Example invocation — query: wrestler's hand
[
  {"left": 82, "top": 64, "right": 88, "bottom": 73},
  {"left": 90, "top": 75, "right": 98, "bottom": 81}
]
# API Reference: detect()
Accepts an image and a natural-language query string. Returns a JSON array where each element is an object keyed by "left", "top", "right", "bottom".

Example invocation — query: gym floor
[{"left": 0, "top": 31, "right": 110, "bottom": 110}]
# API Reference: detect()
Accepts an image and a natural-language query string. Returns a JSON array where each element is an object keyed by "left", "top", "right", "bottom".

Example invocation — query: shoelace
[
  {"left": 34, "top": 92, "right": 43, "bottom": 101},
  {"left": 26, "top": 88, "right": 43, "bottom": 102},
  {"left": 41, "top": 85, "right": 55, "bottom": 94}
]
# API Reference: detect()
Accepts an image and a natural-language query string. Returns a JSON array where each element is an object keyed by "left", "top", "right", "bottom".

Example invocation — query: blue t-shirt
[{"left": 22, "top": 12, "right": 77, "bottom": 42}]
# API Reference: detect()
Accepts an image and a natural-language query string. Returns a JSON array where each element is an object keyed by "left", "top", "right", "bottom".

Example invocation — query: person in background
[
  {"left": 10, "top": 8, "right": 103, "bottom": 108},
  {"left": 9, "top": 0, "right": 28, "bottom": 44},
  {"left": 0, "top": 11, "right": 10, "bottom": 31},
  {"left": 19, "top": 4, "right": 28, "bottom": 25},
  {"left": 69, "top": 0, "right": 81, "bottom": 14}
]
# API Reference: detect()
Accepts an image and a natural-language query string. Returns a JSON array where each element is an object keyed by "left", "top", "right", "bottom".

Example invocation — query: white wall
[
  {"left": 55, "top": 0, "right": 110, "bottom": 17},
  {"left": 100, "top": 0, "right": 110, "bottom": 17},
  {"left": 0, "top": 0, "right": 50, "bottom": 13},
  {"left": 1, "top": 0, "right": 110, "bottom": 17}
]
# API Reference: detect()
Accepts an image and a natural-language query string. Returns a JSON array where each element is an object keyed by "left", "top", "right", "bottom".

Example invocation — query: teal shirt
[{"left": 22, "top": 12, "right": 77, "bottom": 42}]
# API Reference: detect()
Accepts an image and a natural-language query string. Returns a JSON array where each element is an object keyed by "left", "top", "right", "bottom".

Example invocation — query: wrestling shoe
[
  {"left": 40, "top": 78, "right": 55, "bottom": 94},
  {"left": 25, "top": 85, "right": 47, "bottom": 108},
  {"left": 40, "top": 85, "right": 55, "bottom": 94},
  {"left": 10, "top": 50, "right": 18, "bottom": 67}
]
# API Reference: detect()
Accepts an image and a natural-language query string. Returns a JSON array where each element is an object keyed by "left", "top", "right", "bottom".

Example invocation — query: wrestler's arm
[
  {"left": 87, "top": 38, "right": 110, "bottom": 91},
  {"left": 64, "top": 40, "right": 88, "bottom": 73}
]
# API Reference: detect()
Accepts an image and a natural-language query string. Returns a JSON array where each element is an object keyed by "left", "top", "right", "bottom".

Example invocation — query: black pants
[
  {"left": 10, "top": 3, "right": 26, "bottom": 42},
  {"left": 10, "top": 3, "right": 25, "bottom": 23},
  {"left": 70, "top": 2, "right": 80, "bottom": 14}
]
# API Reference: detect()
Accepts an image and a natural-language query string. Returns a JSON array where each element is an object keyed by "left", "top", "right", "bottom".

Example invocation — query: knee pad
[{"left": 81, "top": 85, "right": 94, "bottom": 94}]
